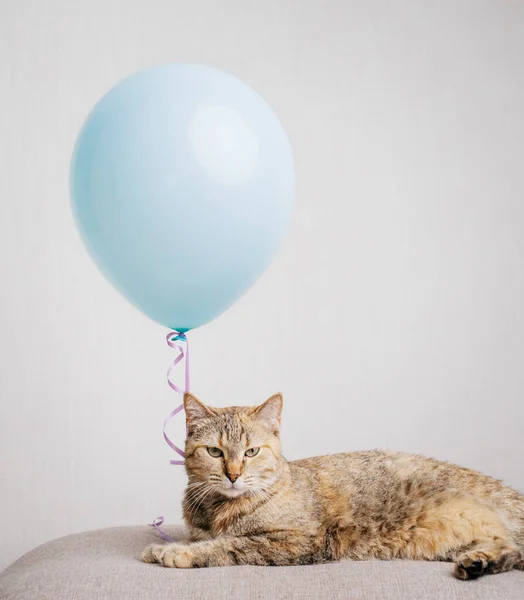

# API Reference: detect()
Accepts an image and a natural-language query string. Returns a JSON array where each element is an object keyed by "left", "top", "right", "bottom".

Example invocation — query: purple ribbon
[
  {"left": 163, "top": 331, "right": 190, "bottom": 465},
  {"left": 150, "top": 516, "right": 175, "bottom": 543},
  {"left": 150, "top": 331, "right": 190, "bottom": 542}
]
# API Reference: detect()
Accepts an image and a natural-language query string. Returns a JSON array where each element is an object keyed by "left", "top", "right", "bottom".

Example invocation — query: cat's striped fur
[{"left": 143, "top": 393, "right": 524, "bottom": 580}]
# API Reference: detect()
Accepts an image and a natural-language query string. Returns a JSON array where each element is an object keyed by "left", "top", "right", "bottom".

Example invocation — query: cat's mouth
[
  {"left": 220, "top": 478, "right": 248, "bottom": 498},
  {"left": 221, "top": 486, "right": 246, "bottom": 498}
]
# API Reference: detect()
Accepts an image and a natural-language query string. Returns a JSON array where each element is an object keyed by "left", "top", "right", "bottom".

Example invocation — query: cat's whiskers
[
  {"left": 184, "top": 482, "right": 212, "bottom": 503},
  {"left": 249, "top": 483, "right": 287, "bottom": 516},
  {"left": 188, "top": 485, "right": 219, "bottom": 522},
  {"left": 185, "top": 492, "right": 210, "bottom": 522},
  {"left": 186, "top": 481, "right": 209, "bottom": 491},
  {"left": 185, "top": 483, "right": 220, "bottom": 522},
  {"left": 186, "top": 483, "right": 214, "bottom": 508},
  {"left": 185, "top": 483, "right": 212, "bottom": 509}
]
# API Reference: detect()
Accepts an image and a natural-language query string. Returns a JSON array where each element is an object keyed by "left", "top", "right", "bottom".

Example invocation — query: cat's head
[{"left": 183, "top": 392, "right": 283, "bottom": 499}]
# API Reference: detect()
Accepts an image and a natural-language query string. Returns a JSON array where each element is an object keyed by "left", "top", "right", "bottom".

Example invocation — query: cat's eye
[
  {"left": 207, "top": 447, "right": 223, "bottom": 458},
  {"left": 245, "top": 447, "right": 260, "bottom": 457}
]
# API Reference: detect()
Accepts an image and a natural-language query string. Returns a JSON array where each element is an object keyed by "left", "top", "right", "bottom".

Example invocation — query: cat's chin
[{"left": 220, "top": 487, "right": 247, "bottom": 499}]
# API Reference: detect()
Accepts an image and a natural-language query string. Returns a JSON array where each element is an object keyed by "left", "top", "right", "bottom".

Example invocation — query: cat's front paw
[{"left": 142, "top": 543, "right": 197, "bottom": 568}]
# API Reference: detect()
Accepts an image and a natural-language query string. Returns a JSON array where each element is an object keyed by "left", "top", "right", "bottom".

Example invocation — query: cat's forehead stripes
[
  {"left": 191, "top": 408, "right": 253, "bottom": 446},
  {"left": 218, "top": 411, "right": 245, "bottom": 442}
]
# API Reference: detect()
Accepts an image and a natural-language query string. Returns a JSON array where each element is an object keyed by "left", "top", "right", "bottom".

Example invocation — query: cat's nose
[{"left": 226, "top": 472, "right": 241, "bottom": 483}]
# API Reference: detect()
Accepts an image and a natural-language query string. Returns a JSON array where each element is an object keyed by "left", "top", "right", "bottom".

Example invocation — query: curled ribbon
[
  {"left": 150, "top": 516, "right": 175, "bottom": 543},
  {"left": 163, "top": 331, "right": 190, "bottom": 465},
  {"left": 150, "top": 331, "right": 190, "bottom": 542}
]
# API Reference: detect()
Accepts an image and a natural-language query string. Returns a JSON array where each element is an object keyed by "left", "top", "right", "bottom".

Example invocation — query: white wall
[{"left": 1, "top": 0, "right": 523, "bottom": 572}]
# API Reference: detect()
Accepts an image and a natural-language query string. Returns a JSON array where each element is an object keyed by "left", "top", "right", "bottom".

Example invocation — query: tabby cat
[{"left": 142, "top": 393, "right": 524, "bottom": 579}]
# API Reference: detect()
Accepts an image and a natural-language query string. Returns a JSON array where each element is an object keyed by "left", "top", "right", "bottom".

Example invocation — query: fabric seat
[{"left": 1, "top": 525, "right": 523, "bottom": 599}]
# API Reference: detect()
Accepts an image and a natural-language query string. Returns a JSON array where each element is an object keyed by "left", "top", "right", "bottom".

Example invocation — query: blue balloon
[{"left": 70, "top": 64, "right": 294, "bottom": 331}]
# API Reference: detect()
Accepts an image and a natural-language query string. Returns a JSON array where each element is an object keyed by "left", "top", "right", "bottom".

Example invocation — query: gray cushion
[{"left": 0, "top": 525, "right": 523, "bottom": 599}]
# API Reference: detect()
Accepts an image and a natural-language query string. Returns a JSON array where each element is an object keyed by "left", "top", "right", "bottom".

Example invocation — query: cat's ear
[
  {"left": 253, "top": 393, "right": 283, "bottom": 433},
  {"left": 184, "top": 393, "right": 216, "bottom": 430}
]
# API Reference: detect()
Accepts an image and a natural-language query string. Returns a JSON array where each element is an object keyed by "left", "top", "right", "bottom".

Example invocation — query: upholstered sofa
[{"left": 1, "top": 525, "right": 523, "bottom": 599}]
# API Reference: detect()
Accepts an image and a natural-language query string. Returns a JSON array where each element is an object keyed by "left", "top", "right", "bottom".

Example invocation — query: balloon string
[
  {"left": 163, "top": 331, "right": 189, "bottom": 465},
  {"left": 149, "top": 332, "right": 189, "bottom": 542},
  {"left": 150, "top": 516, "right": 175, "bottom": 543}
]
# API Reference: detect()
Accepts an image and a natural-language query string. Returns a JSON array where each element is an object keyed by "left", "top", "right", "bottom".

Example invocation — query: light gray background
[{"left": 1, "top": 0, "right": 523, "bottom": 573}]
